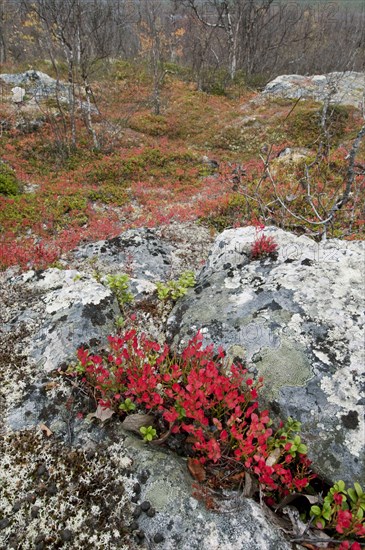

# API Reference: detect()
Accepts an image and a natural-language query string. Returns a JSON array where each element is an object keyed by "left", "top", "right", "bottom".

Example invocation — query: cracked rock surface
[
  {"left": 1, "top": 223, "right": 295, "bottom": 549},
  {"left": 168, "top": 226, "right": 365, "bottom": 485},
  {"left": 263, "top": 71, "right": 365, "bottom": 107}
]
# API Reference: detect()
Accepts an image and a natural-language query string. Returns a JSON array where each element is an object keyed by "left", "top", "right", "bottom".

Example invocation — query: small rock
[
  {"left": 11, "top": 86, "right": 25, "bottom": 103},
  {"left": 31, "top": 506, "right": 40, "bottom": 518},
  {"left": 0, "top": 518, "right": 10, "bottom": 530},
  {"left": 130, "top": 521, "right": 139, "bottom": 531},
  {"left": 154, "top": 533, "right": 165, "bottom": 544},
  {"left": 60, "top": 529, "right": 73, "bottom": 542},
  {"left": 138, "top": 469, "right": 150, "bottom": 484},
  {"left": 146, "top": 507, "right": 156, "bottom": 518},
  {"left": 141, "top": 501, "right": 151, "bottom": 512},
  {"left": 133, "top": 506, "right": 142, "bottom": 519},
  {"left": 47, "top": 483, "right": 57, "bottom": 496},
  {"left": 131, "top": 495, "right": 139, "bottom": 504},
  {"left": 133, "top": 482, "right": 141, "bottom": 494},
  {"left": 12, "top": 500, "right": 22, "bottom": 512},
  {"left": 37, "top": 464, "right": 48, "bottom": 478},
  {"left": 136, "top": 530, "right": 145, "bottom": 540}
]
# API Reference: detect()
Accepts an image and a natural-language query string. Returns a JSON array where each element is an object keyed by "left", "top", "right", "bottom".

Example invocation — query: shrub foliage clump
[
  {"left": 0, "top": 163, "right": 21, "bottom": 196},
  {"left": 69, "top": 329, "right": 365, "bottom": 546},
  {"left": 71, "top": 331, "right": 314, "bottom": 502}
]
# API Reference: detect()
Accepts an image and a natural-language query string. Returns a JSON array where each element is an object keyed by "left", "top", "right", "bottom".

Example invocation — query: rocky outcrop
[
  {"left": 263, "top": 72, "right": 365, "bottom": 107},
  {"left": 0, "top": 70, "right": 69, "bottom": 100},
  {"left": 0, "top": 70, "right": 98, "bottom": 114},
  {"left": 4, "top": 268, "right": 120, "bottom": 374},
  {"left": 167, "top": 226, "right": 365, "bottom": 486},
  {"left": 121, "top": 435, "right": 293, "bottom": 550},
  {"left": 0, "top": 225, "right": 295, "bottom": 549}
]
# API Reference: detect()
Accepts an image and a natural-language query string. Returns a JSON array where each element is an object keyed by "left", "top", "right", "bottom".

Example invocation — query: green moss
[
  {"left": 0, "top": 164, "right": 21, "bottom": 196},
  {"left": 286, "top": 104, "right": 351, "bottom": 147},
  {"left": 88, "top": 185, "right": 128, "bottom": 206},
  {"left": 130, "top": 113, "right": 169, "bottom": 136}
]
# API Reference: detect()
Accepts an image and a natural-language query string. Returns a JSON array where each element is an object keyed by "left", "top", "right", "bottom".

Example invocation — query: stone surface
[
  {"left": 70, "top": 225, "right": 211, "bottom": 276},
  {"left": 1, "top": 224, "right": 363, "bottom": 548},
  {"left": 0, "top": 70, "right": 68, "bottom": 100},
  {"left": 0, "top": 224, "right": 213, "bottom": 434},
  {"left": 263, "top": 72, "right": 365, "bottom": 107},
  {"left": 122, "top": 433, "right": 293, "bottom": 550},
  {"left": 167, "top": 226, "right": 365, "bottom": 485},
  {"left": 1, "top": 267, "right": 120, "bottom": 376},
  {"left": 67, "top": 225, "right": 213, "bottom": 300},
  {"left": 11, "top": 86, "right": 25, "bottom": 103},
  {"left": 71, "top": 228, "right": 175, "bottom": 291},
  {"left": 0, "top": 259, "right": 295, "bottom": 549}
]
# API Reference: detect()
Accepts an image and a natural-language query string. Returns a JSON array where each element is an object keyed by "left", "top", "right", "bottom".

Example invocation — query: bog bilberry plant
[
  {"left": 156, "top": 271, "right": 196, "bottom": 301},
  {"left": 251, "top": 233, "right": 278, "bottom": 260},
  {"left": 71, "top": 330, "right": 313, "bottom": 501},
  {"left": 106, "top": 274, "right": 133, "bottom": 306},
  {"left": 69, "top": 330, "right": 364, "bottom": 546},
  {"left": 140, "top": 426, "right": 157, "bottom": 442},
  {"left": 310, "top": 480, "right": 365, "bottom": 540}
]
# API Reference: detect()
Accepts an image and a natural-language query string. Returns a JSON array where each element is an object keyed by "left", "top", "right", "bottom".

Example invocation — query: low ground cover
[
  {"left": 67, "top": 327, "right": 365, "bottom": 549},
  {"left": 0, "top": 63, "right": 364, "bottom": 272}
]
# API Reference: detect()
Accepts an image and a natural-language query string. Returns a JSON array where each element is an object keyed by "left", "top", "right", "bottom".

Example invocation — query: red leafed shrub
[
  {"left": 71, "top": 330, "right": 314, "bottom": 502},
  {"left": 250, "top": 232, "right": 279, "bottom": 260}
]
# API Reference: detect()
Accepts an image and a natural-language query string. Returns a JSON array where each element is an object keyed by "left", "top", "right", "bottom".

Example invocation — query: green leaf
[
  {"left": 348, "top": 488, "right": 357, "bottom": 503},
  {"left": 310, "top": 505, "right": 322, "bottom": 516},
  {"left": 354, "top": 482, "right": 363, "bottom": 497},
  {"left": 356, "top": 507, "right": 363, "bottom": 520},
  {"left": 336, "top": 480, "right": 346, "bottom": 493}
]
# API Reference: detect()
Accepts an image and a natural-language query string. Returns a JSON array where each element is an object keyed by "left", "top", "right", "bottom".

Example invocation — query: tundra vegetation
[
  {"left": 0, "top": 1, "right": 364, "bottom": 548},
  {"left": 0, "top": 0, "right": 364, "bottom": 270}
]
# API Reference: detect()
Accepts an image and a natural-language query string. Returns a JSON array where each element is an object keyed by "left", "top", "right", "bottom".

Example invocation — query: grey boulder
[
  {"left": 123, "top": 433, "right": 293, "bottom": 550},
  {"left": 263, "top": 72, "right": 365, "bottom": 107},
  {"left": 167, "top": 226, "right": 365, "bottom": 486},
  {"left": 4, "top": 267, "right": 120, "bottom": 373}
]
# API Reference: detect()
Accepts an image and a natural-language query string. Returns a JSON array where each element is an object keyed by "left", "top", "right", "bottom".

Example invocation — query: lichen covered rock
[
  {"left": 10, "top": 268, "right": 120, "bottom": 372},
  {"left": 263, "top": 72, "right": 365, "bottom": 107},
  {"left": 119, "top": 433, "right": 293, "bottom": 550},
  {"left": 168, "top": 226, "right": 365, "bottom": 485}
]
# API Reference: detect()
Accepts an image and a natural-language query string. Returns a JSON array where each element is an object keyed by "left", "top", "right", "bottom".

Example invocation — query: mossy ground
[
  {"left": 0, "top": 431, "right": 137, "bottom": 549},
  {"left": 0, "top": 63, "right": 364, "bottom": 271}
]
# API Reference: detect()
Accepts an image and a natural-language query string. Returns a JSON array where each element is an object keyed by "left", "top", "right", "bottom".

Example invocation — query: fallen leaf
[
  {"left": 87, "top": 405, "right": 115, "bottom": 423},
  {"left": 275, "top": 492, "right": 320, "bottom": 511},
  {"left": 187, "top": 458, "right": 206, "bottom": 482},
  {"left": 43, "top": 381, "right": 59, "bottom": 391},
  {"left": 150, "top": 427, "right": 172, "bottom": 445},
  {"left": 242, "top": 472, "right": 258, "bottom": 498},
  {"left": 266, "top": 447, "right": 281, "bottom": 467},
  {"left": 121, "top": 414, "right": 154, "bottom": 434},
  {"left": 229, "top": 471, "right": 245, "bottom": 483},
  {"left": 39, "top": 423, "right": 53, "bottom": 437}
]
